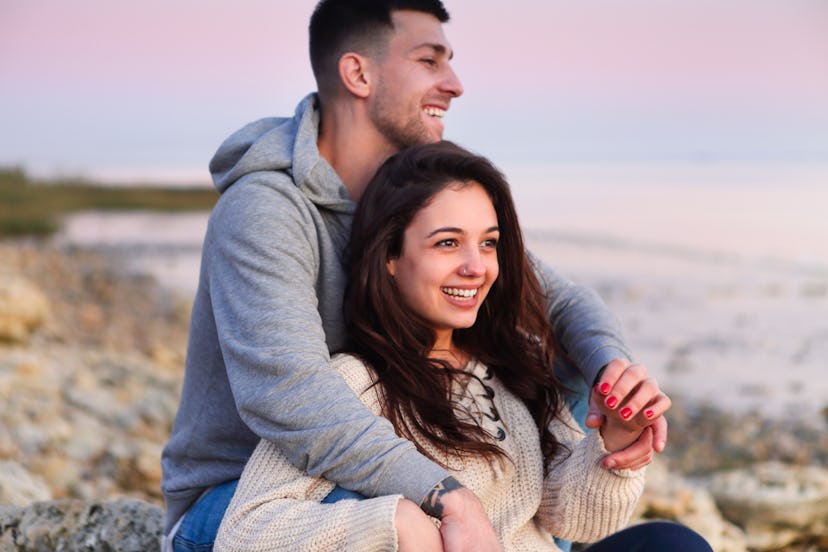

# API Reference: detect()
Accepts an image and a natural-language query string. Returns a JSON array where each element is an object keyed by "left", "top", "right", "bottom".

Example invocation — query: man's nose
[{"left": 441, "top": 64, "right": 464, "bottom": 98}]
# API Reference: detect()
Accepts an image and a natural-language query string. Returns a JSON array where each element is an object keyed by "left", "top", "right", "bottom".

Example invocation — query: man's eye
[{"left": 420, "top": 58, "right": 437, "bottom": 66}]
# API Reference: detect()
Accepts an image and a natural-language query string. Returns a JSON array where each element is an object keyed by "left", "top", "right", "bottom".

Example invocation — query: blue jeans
[{"left": 172, "top": 479, "right": 239, "bottom": 552}]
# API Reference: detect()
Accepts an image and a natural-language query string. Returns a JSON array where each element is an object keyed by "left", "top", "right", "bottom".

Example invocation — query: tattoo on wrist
[{"left": 420, "top": 476, "right": 463, "bottom": 518}]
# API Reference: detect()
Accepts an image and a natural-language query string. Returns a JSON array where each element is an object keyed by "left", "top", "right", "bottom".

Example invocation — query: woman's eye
[
  {"left": 435, "top": 238, "right": 458, "bottom": 248},
  {"left": 482, "top": 238, "right": 498, "bottom": 248}
]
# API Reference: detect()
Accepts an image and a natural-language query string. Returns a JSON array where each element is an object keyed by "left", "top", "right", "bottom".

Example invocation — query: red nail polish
[
  {"left": 620, "top": 407, "right": 633, "bottom": 419},
  {"left": 606, "top": 396, "right": 618, "bottom": 408},
  {"left": 645, "top": 409, "right": 655, "bottom": 419},
  {"left": 599, "top": 382, "right": 611, "bottom": 395}
]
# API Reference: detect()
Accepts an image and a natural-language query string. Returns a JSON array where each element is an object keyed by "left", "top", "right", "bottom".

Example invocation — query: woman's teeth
[{"left": 442, "top": 287, "right": 477, "bottom": 299}]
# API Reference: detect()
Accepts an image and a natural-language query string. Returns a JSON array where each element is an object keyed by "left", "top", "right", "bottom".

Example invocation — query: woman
[{"left": 214, "top": 142, "right": 711, "bottom": 551}]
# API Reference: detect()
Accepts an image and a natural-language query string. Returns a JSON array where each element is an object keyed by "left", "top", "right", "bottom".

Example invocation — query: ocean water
[
  {"left": 55, "top": 162, "right": 828, "bottom": 292},
  {"left": 508, "top": 162, "right": 828, "bottom": 274},
  {"left": 54, "top": 162, "right": 828, "bottom": 418}
]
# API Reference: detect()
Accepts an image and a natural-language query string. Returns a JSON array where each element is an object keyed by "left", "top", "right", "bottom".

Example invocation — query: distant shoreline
[{"left": 0, "top": 167, "right": 217, "bottom": 238}]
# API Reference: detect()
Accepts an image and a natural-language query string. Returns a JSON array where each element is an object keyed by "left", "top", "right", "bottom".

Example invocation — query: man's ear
[{"left": 338, "top": 53, "right": 372, "bottom": 99}]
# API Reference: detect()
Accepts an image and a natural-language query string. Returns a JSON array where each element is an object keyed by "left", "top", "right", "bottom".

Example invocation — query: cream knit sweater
[{"left": 215, "top": 354, "right": 646, "bottom": 551}]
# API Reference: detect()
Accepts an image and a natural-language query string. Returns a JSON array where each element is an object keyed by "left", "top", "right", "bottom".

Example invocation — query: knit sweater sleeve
[
  {"left": 536, "top": 408, "right": 646, "bottom": 543},
  {"left": 214, "top": 355, "right": 403, "bottom": 552}
]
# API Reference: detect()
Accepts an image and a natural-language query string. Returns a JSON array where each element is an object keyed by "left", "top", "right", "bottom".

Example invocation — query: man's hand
[
  {"left": 584, "top": 359, "right": 671, "bottom": 469},
  {"left": 421, "top": 477, "right": 502, "bottom": 552},
  {"left": 396, "top": 498, "right": 443, "bottom": 551}
]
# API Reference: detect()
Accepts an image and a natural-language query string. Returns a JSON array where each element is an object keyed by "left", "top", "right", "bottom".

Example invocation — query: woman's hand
[{"left": 592, "top": 359, "right": 672, "bottom": 455}]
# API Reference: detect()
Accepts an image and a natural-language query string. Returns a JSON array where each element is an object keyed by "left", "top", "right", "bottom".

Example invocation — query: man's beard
[{"left": 370, "top": 84, "right": 436, "bottom": 151}]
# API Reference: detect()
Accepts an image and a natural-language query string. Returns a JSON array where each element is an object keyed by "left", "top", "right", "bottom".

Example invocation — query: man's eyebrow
[{"left": 411, "top": 42, "right": 454, "bottom": 60}]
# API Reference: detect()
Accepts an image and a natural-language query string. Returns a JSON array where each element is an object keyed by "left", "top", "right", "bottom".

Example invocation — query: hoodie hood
[{"left": 209, "top": 93, "right": 353, "bottom": 212}]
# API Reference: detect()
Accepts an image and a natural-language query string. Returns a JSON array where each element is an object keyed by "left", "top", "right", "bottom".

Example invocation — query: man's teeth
[
  {"left": 424, "top": 107, "right": 446, "bottom": 118},
  {"left": 442, "top": 287, "right": 477, "bottom": 298}
]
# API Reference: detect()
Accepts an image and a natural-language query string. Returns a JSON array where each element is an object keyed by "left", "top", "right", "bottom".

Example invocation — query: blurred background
[
  {"left": 1, "top": 1, "right": 827, "bottom": 549},
  {"left": 3, "top": 0, "right": 826, "bottom": 411}
]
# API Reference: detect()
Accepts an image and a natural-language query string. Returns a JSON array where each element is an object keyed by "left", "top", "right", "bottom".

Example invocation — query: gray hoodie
[{"left": 161, "top": 93, "right": 630, "bottom": 532}]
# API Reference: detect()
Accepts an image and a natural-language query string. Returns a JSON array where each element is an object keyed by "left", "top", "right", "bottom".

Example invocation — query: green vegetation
[{"left": 0, "top": 167, "right": 218, "bottom": 237}]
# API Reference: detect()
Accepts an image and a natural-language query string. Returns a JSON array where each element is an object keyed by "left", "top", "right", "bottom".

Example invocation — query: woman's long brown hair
[{"left": 342, "top": 141, "right": 566, "bottom": 467}]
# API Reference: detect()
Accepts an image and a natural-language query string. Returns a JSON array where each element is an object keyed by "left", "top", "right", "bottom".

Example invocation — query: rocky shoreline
[{"left": 1, "top": 241, "right": 826, "bottom": 551}]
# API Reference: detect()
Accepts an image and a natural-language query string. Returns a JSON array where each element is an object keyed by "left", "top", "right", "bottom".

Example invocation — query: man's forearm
[{"left": 531, "top": 253, "right": 631, "bottom": 383}]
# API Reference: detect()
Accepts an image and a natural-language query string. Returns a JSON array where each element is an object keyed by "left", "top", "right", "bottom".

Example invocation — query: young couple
[{"left": 161, "top": 1, "right": 711, "bottom": 550}]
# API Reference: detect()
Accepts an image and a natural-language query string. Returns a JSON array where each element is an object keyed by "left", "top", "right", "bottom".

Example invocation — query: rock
[
  {"left": 0, "top": 461, "right": 52, "bottom": 506},
  {"left": 0, "top": 277, "right": 50, "bottom": 343},
  {"left": 0, "top": 339, "right": 182, "bottom": 502},
  {"left": 0, "top": 498, "right": 163, "bottom": 552},
  {"left": 632, "top": 458, "right": 748, "bottom": 552},
  {"left": 708, "top": 461, "right": 828, "bottom": 551}
]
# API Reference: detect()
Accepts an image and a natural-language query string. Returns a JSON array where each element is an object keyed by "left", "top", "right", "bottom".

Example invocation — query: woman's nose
[{"left": 459, "top": 250, "right": 485, "bottom": 277}]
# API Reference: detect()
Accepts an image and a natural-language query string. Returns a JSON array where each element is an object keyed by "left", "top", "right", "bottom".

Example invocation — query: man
[{"left": 161, "top": 1, "right": 666, "bottom": 550}]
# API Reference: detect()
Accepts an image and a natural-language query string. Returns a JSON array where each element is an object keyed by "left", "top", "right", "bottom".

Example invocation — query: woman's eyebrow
[
  {"left": 425, "top": 226, "right": 499, "bottom": 238},
  {"left": 426, "top": 226, "right": 462, "bottom": 238}
]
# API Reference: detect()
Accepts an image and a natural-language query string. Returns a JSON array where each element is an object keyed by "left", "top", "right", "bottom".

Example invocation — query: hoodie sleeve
[
  {"left": 205, "top": 175, "right": 449, "bottom": 504},
  {"left": 530, "top": 252, "right": 632, "bottom": 386}
]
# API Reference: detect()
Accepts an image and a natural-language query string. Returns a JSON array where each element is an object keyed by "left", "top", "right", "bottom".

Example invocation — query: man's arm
[
  {"left": 531, "top": 252, "right": 632, "bottom": 385},
  {"left": 531, "top": 254, "right": 669, "bottom": 466},
  {"left": 209, "top": 179, "right": 448, "bottom": 502}
]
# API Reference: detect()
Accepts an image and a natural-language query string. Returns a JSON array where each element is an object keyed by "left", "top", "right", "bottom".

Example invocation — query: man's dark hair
[{"left": 309, "top": 0, "right": 450, "bottom": 97}]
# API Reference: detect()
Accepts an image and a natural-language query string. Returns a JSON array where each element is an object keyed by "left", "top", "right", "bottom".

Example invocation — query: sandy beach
[
  {"left": 527, "top": 232, "right": 828, "bottom": 421},
  {"left": 509, "top": 163, "right": 828, "bottom": 423}
]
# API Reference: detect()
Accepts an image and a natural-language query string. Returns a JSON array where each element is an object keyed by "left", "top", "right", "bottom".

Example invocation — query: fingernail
[
  {"left": 645, "top": 409, "right": 655, "bottom": 419},
  {"left": 604, "top": 459, "right": 616, "bottom": 469},
  {"left": 599, "top": 382, "right": 611, "bottom": 395},
  {"left": 620, "top": 407, "right": 633, "bottom": 419},
  {"left": 605, "top": 396, "right": 618, "bottom": 409}
]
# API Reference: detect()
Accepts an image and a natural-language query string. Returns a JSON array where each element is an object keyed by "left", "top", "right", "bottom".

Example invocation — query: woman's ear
[
  {"left": 338, "top": 52, "right": 372, "bottom": 99},
  {"left": 386, "top": 257, "right": 397, "bottom": 276}
]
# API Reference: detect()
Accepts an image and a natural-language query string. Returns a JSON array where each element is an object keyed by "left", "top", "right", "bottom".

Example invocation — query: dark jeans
[{"left": 584, "top": 521, "right": 713, "bottom": 552}]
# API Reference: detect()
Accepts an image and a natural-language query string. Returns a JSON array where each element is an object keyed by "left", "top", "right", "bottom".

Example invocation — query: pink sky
[{"left": 1, "top": 0, "right": 826, "bottom": 177}]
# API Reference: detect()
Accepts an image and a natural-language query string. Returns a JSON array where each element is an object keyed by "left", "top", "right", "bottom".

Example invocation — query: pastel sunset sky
[{"left": 1, "top": 0, "right": 826, "bottom": 182}]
